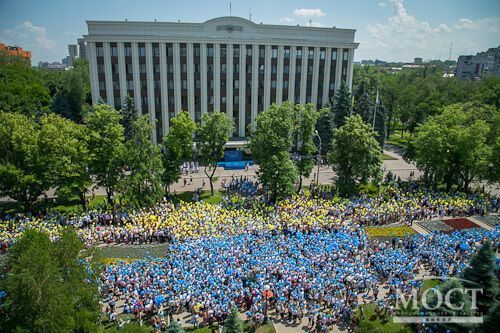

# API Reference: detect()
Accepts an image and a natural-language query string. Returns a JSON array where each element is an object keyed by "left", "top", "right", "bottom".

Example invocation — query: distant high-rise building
[
  {"left": 77, "top": 38, "right": 86, "bottom": 59},
  {"left": 67, "top": 44, "right": 79, "bottom": 66},
  {"left": 414, "top": 57, "right": 423, "bottom": 64},
  {"left": 0, "top": 42, "right": 32, "bottom": 64},
  {"left": 456, "top": 46, "right": 500, "bottom": 80}
]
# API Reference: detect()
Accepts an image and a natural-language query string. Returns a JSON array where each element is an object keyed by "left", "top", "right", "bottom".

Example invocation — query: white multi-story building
[{"left": 85, "top": 16, "right": 358, "bottom": 143}]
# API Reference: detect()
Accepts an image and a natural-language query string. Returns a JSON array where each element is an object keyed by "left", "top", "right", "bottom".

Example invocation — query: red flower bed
[{"left": 443, "top": 218, "right": 480, "bottom": 231}]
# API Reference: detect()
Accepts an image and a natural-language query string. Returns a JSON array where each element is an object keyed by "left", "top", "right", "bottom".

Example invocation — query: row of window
[{"left": 95, "top": 44, "right": 348, "bottom": 61}]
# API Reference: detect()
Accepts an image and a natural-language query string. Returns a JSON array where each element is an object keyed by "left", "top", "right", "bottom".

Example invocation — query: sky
[{"left": 0, "top": 0, "right": 499, "bottom": 65}]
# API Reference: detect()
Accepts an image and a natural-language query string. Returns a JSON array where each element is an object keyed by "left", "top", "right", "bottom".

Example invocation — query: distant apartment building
[
  {"left": 85, "top": 16, "right": 358, "bottom": 142},
  {"left": 0, "top": 42, "right": 32, "bottom": 64},
  {"left": 456, "top": 46, "right": 500, "bottom": 80},
  {"left": 77, "top": 38, "right": 86, "bottom": 59},
  {"left": 38, "top": 61, "right": 68, "bottom": 72},
  {"left": 414, "top": 57, "right": 423, "bottom": 64}
]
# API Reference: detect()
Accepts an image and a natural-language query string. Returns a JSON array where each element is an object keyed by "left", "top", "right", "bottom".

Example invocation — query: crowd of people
[{"left": 221, "top": 175, "right": 259, "bottom": 196}]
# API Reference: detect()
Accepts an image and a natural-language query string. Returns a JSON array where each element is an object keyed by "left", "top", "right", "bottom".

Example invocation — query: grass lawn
[
  {"left": 382, "top": 153, "right": 397, "bottom": 160},
  {"left": 0, "top": 195, "right": 108, "bottom": 215},
  {"left": 386, "top": 133, "right": 408, "bottom": 149},
  {"left": 355, "top": 304, "right": 413, "bottom": 333},
  {"left": 420, "top": 279, "right": 441, "bottom": 294}
]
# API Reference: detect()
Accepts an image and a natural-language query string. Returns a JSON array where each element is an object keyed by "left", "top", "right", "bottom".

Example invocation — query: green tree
[
  {"left": 292, "top": 103, "right": 319, "bottom": 191},
  {"left": 224, "top": 307, "right": 243, "bottom": 333},
  {"left": 0, "top": 61, "right": 51, "bottom": 116},
  {"left": 120, "top": 116, "right": 164, "bottom": 206},
  {"left": 162, "top": 111, "right": 196, "bottom": 192},
  {"left": 0, "top": 112, "right": 50, "bottom": 209},
  {"left": 85, "top": 104, "right": 125, "bottom": 206},
  {"left": 120, "top": 95, "right": 138, "bottom": 141},
  {"left": 167, "top": 320, "right": 185, "bottom": 333},
  {"left": 39, "top": 113, "right": 92, "bottom": 209},
  {"left": 328, "top": 115, "right": 382, "bottom": 196},
  {"left": 250, "top": 102, "right": 298, "bottom": 202},
  {"left": 406, "top": 103, "right": 491, "bottom": 190},
  {"left": 0, "top": 228, "right": 99, "bottom": 332},
  {"left": 354, "top": 80, "right": 373, "bottom": 124},
  {"left": 314, "top": 107, "right": 334, "bottom": 156},
  {"left": 198, "top": 111, "right": 233, "bottom": 196},
  {"left": 332, "top": 81, "right": 352, "bottom": 128},
  {"left": 373, "top": 102, "right": 388, "bottom": 147},
  {"left": 482, "top": 301, "right": 500, "bottom": 333},
  {"left": 462, "top": 240, "right": 498, "bottom": 315}
]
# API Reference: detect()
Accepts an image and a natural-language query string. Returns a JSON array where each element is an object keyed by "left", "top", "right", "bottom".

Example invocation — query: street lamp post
[{"left": 314, "top": 130, "right": 322, "bottom": 185}]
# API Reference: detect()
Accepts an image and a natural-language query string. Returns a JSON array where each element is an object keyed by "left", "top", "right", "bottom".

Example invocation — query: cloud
[
  {"left": 378, "top": 2, "right": 387, "bottom": 7},
  {"left": 293, "top": 8, "right": 326, "bottom": 17},
  {"left": 361, "top": 0, "right": 500, "bottom": 61},
  {"left": 0, "top": 21, "right": 57, "bottom": 52},
  {"left": 64, "top": 31, "right": 78, "bottom": 37},
  {"left": 310, "top": 21, "right": 325, "bottom": 28},
  {"left": 279, "top": 17, "right": 295, "bottom": 24}
]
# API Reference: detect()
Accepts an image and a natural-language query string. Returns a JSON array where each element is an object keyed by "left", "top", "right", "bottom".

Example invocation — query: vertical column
[
  {"left": 238, "top": 43, "right": 246, "bottom": 137},
  {"left": 173, "top": 43, "right": 181, "bottom": 114},
  {"left": 103, "top": 42, "right": 114, "bottom": 107},
  {"left": 159, "top": 42, "right": 169, "bottom": 135},
  {"left": 346, "top": 48, "right": 355, "bottom": 91},
  {"left": 131, "top": 42, "right": 142, "bottom": 115},
  {"left": 276, "top": 45, "right": 284, "bottom": 104},
  {"left": 251, "top": 44, "right": 259, "bottom": 129},
  {"left": 335, "top": 48, "right": 343, "bottom": 92},
  {"left": 187, "top": 43, "right": 195, "bottom": 120},
  {"left": 263, "top": 45, "right": 271, "bottom": 110},
  {"left": 322, "top": 47, "right": 332, "bottom": 106},
  {"left": 200, "top": 43, "right": 208, "bottom": 116},
  {"left": 227, "top": 44, "right": 233, "bottom": 135},
  {"left": 311, "top": 47, "right": 320, "bottom": 106},
  {"left": 145, "top": 42, "right": 157, "bottom": 143},
  {"left": 214, "top": 44, "right": 221, "bottom": 111},
  {"left": 117, "top": 42, "right": 127, "bottom": 103},
  {"left": 288, "top": 46, "right": 296, "bottom": 103},
  {"left": 87, "top": 42, "right": 99, "bottom": 105},
  {"left": 300, "top": 49, "right": 308, "bottom": 105}
]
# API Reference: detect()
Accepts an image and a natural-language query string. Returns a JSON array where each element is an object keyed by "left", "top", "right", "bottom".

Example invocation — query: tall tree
[
  {"left": 292, "top": 103, "right": 319, "bottom": 191},
  {"left": 328, "top": 115, "right": 382, "bottom": 196},
  {"left": 250, "top": 102, "right": 298, "bottom": 202},
  {"left": 162, "top": 111, "right": 196, "bottom": 192},
  {"left": 39, "top": 113, "right": 92, "bottom": 209},
  {"left": 0, "top": 112, "right": 50, "bottom": 209},
  {"left": 224, "top": 307, "right": 243, "bottom": 333},
  {"left": 120, "top": 95, "right": 138, "bottom": 141},
  {"left": 120, "top": 116, "right": 164, "bottom": 206},
  {"left": 332, "top": 81, "right": 352, "bottom": 129},
  {"left": 197, "top": 111, "right": 233, "bottom": 196},
  {"left": 354, "top": 80, "right": 373, "bottom": 124},
  {"left": 0, "top": 228, "right": 99, "bottom": 332},
  {"left": 462, "top": 240, "right": 498, "bottom": 315},
  {"left": 85, "top": 104, "right": 125, "bottom": 206},
  {"left": 314, "top": 107, "right": 335, "bottom": 156},
  {"left": 373, "top": 102, "right": 388, "bottom": 147}
]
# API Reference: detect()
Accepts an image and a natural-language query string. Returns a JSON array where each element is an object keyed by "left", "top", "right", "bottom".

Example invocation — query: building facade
[
  {"left": 456, "top": 46, "right": 500, "bottom": 80},
  {"left": 0, "top": 43, "right": 31, "bottom": 64},
  {"left": 77, "top": 38, "right": 87, "bottom": 60},
  {"left": 85, "top": 17, "right": 358, "bottom": 143}
]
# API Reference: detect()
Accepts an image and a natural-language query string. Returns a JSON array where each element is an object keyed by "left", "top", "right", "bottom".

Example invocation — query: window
[
  {"left": 96, "top": 46, "right": 104, "bottom": 57},
  {"left": 271, "top": 48, "right": 278, "bottom": 59},
  {"left": 180, "top": 46, "right": 187, "bottom": 57},
  {"left": 194, "top": 47, "right": 200, "bottom": 57},
  {"left": 209, "top": 96, "right": 214, "bottom": 104},
  {"left": 308, "top": 49, "right": 314, "bottom": 59},
  {"left": 194, "top": 64, "right": 200, "bottom": 73},
  {"left": 168, "top": 64, "right": 174, "bottom": 73},
  {"left": 246, "top": 64, "right": 252, "bottom": 73},
  {"left": 113, "top": 81, "right": 119, "bottom": 90},
  {"left": 98, "top": 64, "right": 105, "bottom": 73},
  {"left": 246, "top": 96, "right": 251, "bottom": 104},
  {"left": 320, "top": 50, "right": 325, "bottom": 60},
  {"left": 343, "top": 50, "right": 349, "bottom": 61},
  {"left": 296, "top": 65, "right": 301, "bottom": 74},
  {"left": 153, "top": 46, "right": 160, "bottom": 57},
  {"left": 125, "top": 46, "right": 132, "bottom": 57},
  {"left": 234, "top": 80, "right": 239, "bottom": 89},
  {"left": 209, "top": 80, "right": 213, "bottom": 89},
  {"left": 182, "top": 80, "right": 187, "bottom": 89},
  {"left": 153, "top": 64, "right": 160, "bottom": 73},
  {"left": 259, "top": 64, "right": 264, "bottom": 74},
  {"left": 111, "top": 46, "right": 118, "bottom": 57},
  {"left": 258, "top": 80, "right": 264, "bottom": 89},
  {"left": 284, "top": 48, "right": 290, "bottom": 58},
  {"left": 308, "top": 65, "right": 313, "bottom": 75},
  {"left": 221, "top": 80, "right": 226, "bottom": 89},
  {"left": 195, "top": 80, "right": 201, "bottom": 89},
  {"left": 258, "top": 95, "right": 263, "bottom": 104},
  {"left": 259, "top": 48, "right": 265, "bottom": 58},
  {"left": 167, "top": 46, "right": 173, "bottom": 57},
  {"left": 168, "top": 81, "right": 174, "bottom": 89},
  {"left": 272, "top": 65, "right": 277, "bottom": 74},
  {"left": 284, "top": 65, "right": 289, "bottom": 74},
  {"left": 181, "top": 64, "right": 187, "bottom": 73},
  {"left": 246, "top": 48, "right": 252, "bottom": 57},
  {"left": 195, "top": 96, "right": 200, "bottom": 105},
  {"left": 207, "top": 47, "right": 213, "bottom": 57},
  {"left": 112, "top": 64, "right": 119, "bottom": 74},
  {"left": 154, "top": 80, "right": 160, "bottom": 89},
  {"left": 234, "top": 95, "right": 239, "bottom": 104},
  {"left": 332, "top": 50, "right": 337, "bottom": 60},
  {"left": 307, "top": 96, "right": 311, "bottom": 103},
  {"left": 233, "top": 47, "right": 240, "bottom": 57},
  {"left": 140, "top": 64, "right": 146, "bottom": 74},
  {"left": 283, "top": 80, "right": 289, "bottom": 89},
  {"left": 271, "top": 80, "right": 276, "bottom": 89},
  {"left": 329, "top": 82, "right": 335, "bottom": 90},
  {"left": 142, "top": 96, "right": 148, "bottom": 105},
  {"left": 220, "top": 45, "right": 226, "bottom": 57},
  {"left": 126, "top": 64, "right": 133, "bottom": 74},
  {"left": 247, "top": 80, "right": 252, "bottom": 89},
  {"left": 296, "top": 49, "right": 302, "bottom": 59},
  {"left": 138, "top": 46, "right": 145, "bottom": 57},
  {"left": 221, "top": 64, "right": 226, "bottom": 74},
  {"left": 155, "top": 96, "right": 161, "bottom": 105},
  {"left": 127, "top": 81, "right": 134, "bottom": 90},
  {"left": 234, "top": 64, "right": 239, "bottom": 74},
  {"left": 181, "top": 96, "right": 187, "bottom": 105},
  {"left": 140, "top": 80, "right": 147, "bottom": 90},
  {"left": 168, "top": 98, "right": 174, "bottom": 106},
  {"left": 208, "top": 64, "right": 213, "bottom": 74},
  {"left": 221, "top": 96, "right": 226, "bottom": 104}
]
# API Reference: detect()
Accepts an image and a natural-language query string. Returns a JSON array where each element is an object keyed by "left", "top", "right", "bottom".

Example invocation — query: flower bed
[
  {"left": 417, "top": 220, "right": 454, "bottom": 233},
  {"left": 365, "top": 225, "right": 416, "bottom": 237},
  {"left": 443, "top": 218, "right": 480, "bottom": 231},
  {"left": 474, "top": 215, "right": 500, "bottom": 228}
]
